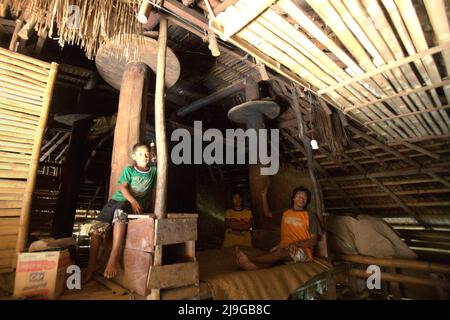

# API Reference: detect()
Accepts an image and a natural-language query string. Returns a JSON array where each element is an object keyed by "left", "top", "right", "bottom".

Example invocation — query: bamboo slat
[
  {"left": 0, "top": 201, "right": 23, "bottom": 209},
  {"left": 0, "top": 47, "right": 51, "bottom": 69},
  {"left": 0, "top": 51, "right": 50, "bottom": 76},
  {"left": 0, "top": 209, "right": 21, "bottom": 217},
  {"left": 0, "top": 81, "right": 45, "bottom": 100},
  {"left": 0, "top": 218, "right": 20, "bottom": 235},
  {"left": 0, "top": 194, "right": 24, "bottom": 201},
  {"left": 0, "top": 250, "right": 15, "bottom": 269},
  {"left": 0, "top": 162, "right": 30, "bottom": 172},
  {"left": 0, "top": 180, "right": 26, "bottom": 188},
  {"left": 0, "top": 124, "right": 36, "bottom": 136},
  {"left": 0, "top": 60, "right": 49, "bottom": 83},
  {"left": 0, "top": 170, "right": 28, "bottom": 179},
  {"left": 0, "top": 101, "right": 42, "bottom": 115},
  {"left": 0, "top": 235, "right": 18, "bottom": 250},
  {"left": 0, "top": 109, "right": 40, "bottom": 124},
  {"left": 0, "top": 86, "right": 44, "bottom": 103},
  {"left": 0, "top": 151, "right": 32, "bottom": 162},
  {"left": 0, "top": 134, "right": 35, "bottom": 145},
  {"left": 0, "top": 70, "right": 48, "bottom": 91}
]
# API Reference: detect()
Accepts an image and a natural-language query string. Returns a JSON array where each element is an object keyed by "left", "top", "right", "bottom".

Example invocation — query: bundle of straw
[
  {"left": 4, "top": 0, "right": 142, "bottom": 59},
  {"left": 311, "top": 99, "right": 348, "bottom": 157}
]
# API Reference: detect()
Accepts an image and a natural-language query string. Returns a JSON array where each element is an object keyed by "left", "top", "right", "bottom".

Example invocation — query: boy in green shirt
[{"left": 85, "top": 143, "right": 157, "bottom": 281}]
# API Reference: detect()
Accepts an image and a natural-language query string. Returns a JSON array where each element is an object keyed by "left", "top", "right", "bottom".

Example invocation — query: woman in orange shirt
[{"left": 236, "top": 186, "right": 321, "bottom": 270}]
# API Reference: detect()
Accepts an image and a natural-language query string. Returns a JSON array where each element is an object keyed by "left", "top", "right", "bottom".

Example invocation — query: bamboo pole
[
  {"left": 394, "top": 0, "right": 450, "bottom": 126},
  {"left": 340, "top": 254, "right": 450, "bottom": 274},
  {"left": 332, "top": 0, "right": 429, "bottom": 137},
  {"left": 349, "top": 268, "right": 450, "bottom": 289},
  {"left": 305, "top": 0, "right": 418, "bottom": 139},
  {"left": 380, "top": 0, "right": 446, "bottom": 135},
  {"left": 154, "top": 17, "right": 168, "bottom": 220},
  {"left": 15, "top": 62, "right": 58, "bottom": 258},
  {"left": 275, "top": 0, "right": 400, "bottom": 139}
]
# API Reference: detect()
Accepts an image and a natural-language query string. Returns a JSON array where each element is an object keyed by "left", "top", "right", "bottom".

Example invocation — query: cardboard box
[{"left": 13, "top": 250, "right": 71, "bottom": 300}]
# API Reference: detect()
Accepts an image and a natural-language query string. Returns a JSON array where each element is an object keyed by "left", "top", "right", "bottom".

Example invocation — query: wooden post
[
  {"left": 109, "top": 62, "right": 148, "bottom": 198},
  {"left": 15, "top": 63, "right": 58, "bottom": 256},
  {"left": 154, "top": 17, "right": 168, "bottom": 220},
  {"left": 51, "top": 118, "right": 91, "bottom": 238}
]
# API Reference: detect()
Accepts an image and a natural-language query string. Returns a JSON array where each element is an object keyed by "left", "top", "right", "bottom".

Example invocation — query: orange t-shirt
[{"left": 279, "top": 209, "right": 315, "bottom": 260}]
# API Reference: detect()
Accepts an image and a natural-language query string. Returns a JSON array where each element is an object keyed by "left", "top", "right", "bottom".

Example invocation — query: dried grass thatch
[{"left": 4, "top": 0, "right": 143, "bottom": 59}]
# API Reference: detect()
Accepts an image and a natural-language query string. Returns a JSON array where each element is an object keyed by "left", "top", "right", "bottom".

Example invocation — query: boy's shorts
[
  {"left": 288, "top": 244, "right": 309, "bottom": 262},
  {"left": 88, "top": 199, "right": 131, "bottom": 238}
]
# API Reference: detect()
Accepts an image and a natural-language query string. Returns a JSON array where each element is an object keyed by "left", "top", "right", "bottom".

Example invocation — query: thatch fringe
[{"left": 4, "top": 0, "right": 142, "bottom": 59}]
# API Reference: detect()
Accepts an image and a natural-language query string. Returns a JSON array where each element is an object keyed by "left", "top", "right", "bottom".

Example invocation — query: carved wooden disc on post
[{"left": 95, "top": 34, "right": 180, "bottom": 90}]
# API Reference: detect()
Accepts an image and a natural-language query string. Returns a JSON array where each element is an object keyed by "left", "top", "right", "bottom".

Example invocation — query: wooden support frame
[
  {"left": 348, "top": 126, "right": 420, "bottom": 168},
  {"left": 369, "top": 177, "right": 426, "bottom": 226},
  {"left": 402, "top": 142, "right": 440, "bottom": 160}
]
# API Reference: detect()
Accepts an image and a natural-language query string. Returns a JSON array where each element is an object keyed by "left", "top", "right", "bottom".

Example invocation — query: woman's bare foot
[
  {"left": 83, "top": 263, "right": 99, "bottom": 284},
  {"left": 236, "top": 247, "right": 258, "bottom": 271},
  {"left": 104, "top": 257, "right": 120, "bottom": 279}
]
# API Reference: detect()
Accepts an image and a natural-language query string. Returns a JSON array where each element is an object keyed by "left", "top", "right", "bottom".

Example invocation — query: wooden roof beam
[{"left": 348, "top": 126, "right": 420, "bottom": 168}]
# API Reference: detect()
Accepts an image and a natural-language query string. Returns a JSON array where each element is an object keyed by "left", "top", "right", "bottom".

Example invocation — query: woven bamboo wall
[{"left": 0, "top": 47, "right": 57, "bottom": 271}]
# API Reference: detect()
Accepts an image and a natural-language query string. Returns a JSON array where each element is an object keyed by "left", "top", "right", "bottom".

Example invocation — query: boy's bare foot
[
  {"left": 236, "top": 247, "right": 258, "bottom": 271},
  {"left": 104, "top": 258, "right": 120, "bottom": 279},
  {"left": 83, "top": 263, "right": 99, "bottom": 284}
]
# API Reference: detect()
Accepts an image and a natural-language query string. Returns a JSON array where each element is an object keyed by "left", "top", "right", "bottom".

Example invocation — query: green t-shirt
[{"left": 111, "top": 165, "right": 157, "bottom": 209}]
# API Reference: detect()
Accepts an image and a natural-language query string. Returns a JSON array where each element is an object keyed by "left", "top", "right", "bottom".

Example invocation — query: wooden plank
[
  {"left": 402, "top": 142, "right": 440, "bottom": 160},
  {"left": 148, "top": 262, "right": 199, "bottom": 289},
  {"left": 348, "top": 126, "right": 420, "bottom": 168},
  {"left": 318, "top": 42, "right": 450, "bottom": 95},
  {"left": 155, "top": 218, "right": 197, "bottom": 245},
  {"left": 0, "top": 180, "right": 26, "bottom": 188},
  {"left": 161, "top": 285, "right": 199, "bottom": 300}
]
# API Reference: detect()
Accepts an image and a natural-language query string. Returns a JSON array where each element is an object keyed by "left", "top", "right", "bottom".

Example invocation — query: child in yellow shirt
[{"left": 222, "top": 191, "right": 253, "bottom": 248}]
